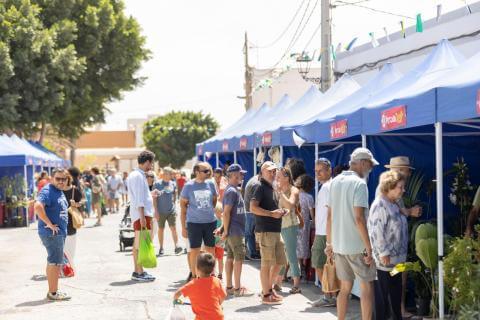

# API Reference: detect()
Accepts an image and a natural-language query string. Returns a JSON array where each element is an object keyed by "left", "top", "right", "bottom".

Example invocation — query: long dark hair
[{"left": 285, "top": 158, "right": 306, "bottom": 182}]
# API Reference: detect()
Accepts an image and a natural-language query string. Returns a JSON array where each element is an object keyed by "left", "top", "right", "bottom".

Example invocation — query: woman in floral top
[{"left": 368, "top": 171, "right": 408, "bottom": 320}]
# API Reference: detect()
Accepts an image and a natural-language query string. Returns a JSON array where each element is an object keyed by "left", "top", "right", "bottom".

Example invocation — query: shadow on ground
[
  {"left": 30, "top": 275, "right": 47, "bottom": 281},
  {"left": 16, "top": 299, "right": 52, "bottom": 307},
  {"left": 109, "top": 280, "right": 139, "bottom": 286}
]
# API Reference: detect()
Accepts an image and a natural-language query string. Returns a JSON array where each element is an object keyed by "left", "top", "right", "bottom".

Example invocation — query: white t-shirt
[
  {"left": 126, "top": 168, "right": 154, "bottom": 221},
  {"left": 108, "top": 174, "right": 123, "bottom": 190},
  {"left": 315, "top": 179, "right": 331, "bottom": 235}
]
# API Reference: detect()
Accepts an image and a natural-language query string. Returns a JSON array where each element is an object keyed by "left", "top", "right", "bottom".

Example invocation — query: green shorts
[
  {"left": 157, "top": 213, "right": 176, "bottom": 228},
  {"left": 311, "top": 235, "right": 327, "bottom": 269},
  {"left": 225, "top": 236, "right": 246, "bottom": 261}
]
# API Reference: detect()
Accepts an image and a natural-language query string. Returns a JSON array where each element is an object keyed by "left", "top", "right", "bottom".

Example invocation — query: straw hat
[{"left": 385, "top": 156, "right": 414, "bottom": 169}]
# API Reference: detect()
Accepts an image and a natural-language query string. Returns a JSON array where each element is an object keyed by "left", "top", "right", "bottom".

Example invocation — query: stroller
[{"left": 119, "top": 203, "right": 135, "bottom": 252}]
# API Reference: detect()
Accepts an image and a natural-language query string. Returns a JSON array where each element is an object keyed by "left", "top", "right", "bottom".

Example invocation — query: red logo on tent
[
  {"left": 239, "top": 138, "right": 247, "bottom": 150},
  {"left": 262, "top": 132, "right": 272, "bottom": 146},
  {"left": 330, "top": 120, "right": 348, "bottom": 139},
  {"left": 476, "top": 90, "right": 480, "bottom": 115},
  {"left": 381, "top": 105, "right": 407, "bottom": 131},
  {"left": 222, "top": 140, "right": 229, "bottom": 152},
  {"left": 198, "top": 145, "right": 203, "bottom": 155}
]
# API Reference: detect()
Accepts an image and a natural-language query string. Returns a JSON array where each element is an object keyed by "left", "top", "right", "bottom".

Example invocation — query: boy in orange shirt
[{"left": 174, "top": 253, "right": 227, "bottom": 320}]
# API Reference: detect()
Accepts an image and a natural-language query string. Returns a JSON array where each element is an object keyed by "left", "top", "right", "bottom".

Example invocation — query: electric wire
[{"left": 334, "top": 1, "right": 414, "bottom": 20}]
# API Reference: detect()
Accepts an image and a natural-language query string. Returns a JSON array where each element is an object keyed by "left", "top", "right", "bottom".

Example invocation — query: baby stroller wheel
[{"left": 119, "top": 241, "right": 124, "bottom": 252}]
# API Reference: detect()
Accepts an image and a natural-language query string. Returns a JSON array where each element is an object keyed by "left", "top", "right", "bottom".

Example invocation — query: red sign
[
  {"left": 330, "top": 120, "right": 348, "bottom": 139},
  {"left": 476, "top": 90, "right": 480, "bottom": 115},
  {"left": 222, "top": 140, "right": 229, "bottom": 152},
  {"left": 381, "top": 105, "right": 407, "bottom": 131},
  {"left": 239, "top": 138, "right": 247, "bottom": 150},
  {"left": 262, "top": 132, "right": 272, "bottom": 146}
]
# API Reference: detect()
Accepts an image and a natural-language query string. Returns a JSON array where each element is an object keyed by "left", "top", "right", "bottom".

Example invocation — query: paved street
[{"left": 0, "top": 209, "right": 360, "bottom": 319}]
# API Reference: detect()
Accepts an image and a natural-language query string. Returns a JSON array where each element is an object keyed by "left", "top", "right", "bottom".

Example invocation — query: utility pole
[
  {"left": 321, "top": 0, "right": 333, "bottom": 92},
  {"left": 243, "top": 32, "right": 253, "bottom": 110}
]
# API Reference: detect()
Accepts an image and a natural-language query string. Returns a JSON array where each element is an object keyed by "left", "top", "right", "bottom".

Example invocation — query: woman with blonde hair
[{"left": 368, "top": 170, "right": 408, "bottom": 320}]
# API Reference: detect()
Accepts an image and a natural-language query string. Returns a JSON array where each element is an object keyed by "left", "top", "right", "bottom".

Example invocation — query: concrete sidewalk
[{"left": 0, "top": 210, "right": 361, "bottom": 319}]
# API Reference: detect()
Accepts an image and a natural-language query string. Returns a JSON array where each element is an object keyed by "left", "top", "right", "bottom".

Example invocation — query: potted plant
[{"left": 444, "top": 225, "right": 480, "bottom": 317}]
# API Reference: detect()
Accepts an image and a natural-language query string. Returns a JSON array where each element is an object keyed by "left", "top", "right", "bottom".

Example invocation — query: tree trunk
[
  {"left": 69, "top": 139, "right": 77, "bottom": 167},
  {"left": 38, "top": 121, "right": 47, "bottom": 143}
]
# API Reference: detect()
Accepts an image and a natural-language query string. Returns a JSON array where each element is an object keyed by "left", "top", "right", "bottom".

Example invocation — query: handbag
[
  {"left": 62, "top": 253, "right": 75, "bottom": 277},
  {"left": 321, "top": 256, "right": 340, "bottom": 293},
  {"left": 68, "top": 187, "right": 84, "bottom": 229}
]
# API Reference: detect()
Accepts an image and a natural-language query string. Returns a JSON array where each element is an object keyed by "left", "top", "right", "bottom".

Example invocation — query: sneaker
[
  {"left": 311, "top": 296, "right": 336, "bottom": 307},
  {"left": 234, "top": 287, "right": 254, "bottom": 297},
  {"left": 158, "top": 248, "right": 164, "bottom": 256},
  {"left": 47, "top": 291, "right": 71, "bottom": 301},
  {"left": 174, "top": 246, "right": 183, "bottom": 255},
  {"left": 262, "top": 293, "right": 282, "bottom": 305},
  {"left": 141, "top": 272, "right": 156, "bottom": 281},
  {"left": 131, "top": 272, "right": 151, "bottom": 282},
  {"left": 250, "top": 254, "right": 261, "bottom": 260}
]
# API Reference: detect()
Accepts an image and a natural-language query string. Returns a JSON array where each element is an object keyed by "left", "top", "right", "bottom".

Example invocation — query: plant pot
[{"left": 416, "top": 297, "right": 431, "bottom": 316}]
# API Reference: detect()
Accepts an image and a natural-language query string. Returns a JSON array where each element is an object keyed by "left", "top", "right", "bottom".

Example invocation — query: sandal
[
  {"left": 289, "top": 286, "right": 302, "bottom": 294},
  {"left": 217, "top": 274, "right": 223, "bottom": 280},
  {"left": 273, "top": 284, "right": 282, "bottom": 292},
  {"left": 226, "top": 286, "right": 234, "bottom": 295},
  {"left": 234, "top": 287, "right": 254, "bottom": 297}
]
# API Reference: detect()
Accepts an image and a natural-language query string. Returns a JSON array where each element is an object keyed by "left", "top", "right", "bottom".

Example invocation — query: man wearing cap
[
  {"left": 219, "top": 164, "right": 254, "bottom": 297},
  {"left": 325, "top": 147, "right": 378, "bottom": 320},
  {"left": 376, "top": 156, "right": 422, "bottom": 218},
  {"left": 244, "top": 171, "right": 261, "bottom": 260},
  {"left": 250, "top": 161, "right": 287, "bottom": 305}
]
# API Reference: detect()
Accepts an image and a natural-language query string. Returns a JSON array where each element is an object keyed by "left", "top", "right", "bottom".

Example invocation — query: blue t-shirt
[
  {"left": 223, "top": 184, "right": 246, "bottom": 237},
  {"left": 181, "top": 180, "right": 217, "bottom": 224},
  {"left": 154, "top": 180, "right": 176, "bottom": 214},
  {"left": 37, "top": 184, "right": 69, "bottom": 237}
]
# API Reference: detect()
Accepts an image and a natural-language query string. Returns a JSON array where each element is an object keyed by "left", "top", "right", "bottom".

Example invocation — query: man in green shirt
[{"left": 325, "top": 147, "right": 378, "bottom": 320}]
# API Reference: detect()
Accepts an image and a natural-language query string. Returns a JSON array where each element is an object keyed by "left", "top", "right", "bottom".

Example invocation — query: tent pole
[
  {"left": 24, "top": 165, "right": 29, "bottom": 227},
  {"left": 279, "top": 146, "right": 284, "bottom": 166},
  {"left": 203, "top": 154, "right": 206, "bottom": 162},
  {"left": 216, "top": 152, "right": 219, "bottom": 169},
  {"left": 31, "top": 165, "right": 35, "bottom": 223},
  {"left": 361, "top": 134, "right": 367, "bottom": 148},
  {"left": 234, "top": 151, "right": 237, "bottom": 164},
  {"left": 435, "top": 122, "right": 445, "bottom": 319},
  {"left": 314, "top": 143, "right": 319, "bottom": 203},
  {"left": 253, "top": 148, "right": 257, "bottom": 176}
]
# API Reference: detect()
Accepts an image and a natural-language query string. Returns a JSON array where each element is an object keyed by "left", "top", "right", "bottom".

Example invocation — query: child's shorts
[{"left": 214, "top": 246, "right": 224, "bottom": 260}]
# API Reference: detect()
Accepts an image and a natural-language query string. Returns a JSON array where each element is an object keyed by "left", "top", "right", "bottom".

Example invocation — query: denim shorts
[
  {"left": 187, "top": 221, "right": 216, "bottom": 249},
  {"left": 39, "top": 234, "right": 66, "bottom": 265}
]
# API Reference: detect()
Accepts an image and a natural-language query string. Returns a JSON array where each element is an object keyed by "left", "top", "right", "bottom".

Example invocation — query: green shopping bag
[{"left": 138, "top": 230, "right": 157, "bottom": 268}]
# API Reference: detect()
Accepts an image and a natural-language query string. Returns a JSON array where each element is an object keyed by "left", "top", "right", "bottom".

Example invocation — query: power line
[
  {"left": 334, "top": 1, "right": 415, "bottom": 20},
  {"left": 256, "top": 0, "right": 320, "bottom": 75},
  {"left": 253, "top": 0, "right": 307, "bottom": 49},
  {"left": 302, "top": 20, "right": 322, "bottom": 53}
]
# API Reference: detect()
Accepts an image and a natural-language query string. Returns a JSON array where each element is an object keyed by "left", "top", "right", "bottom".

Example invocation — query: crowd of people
[{"left": 32, "top": 148, "right": 480, "bottom": 320}]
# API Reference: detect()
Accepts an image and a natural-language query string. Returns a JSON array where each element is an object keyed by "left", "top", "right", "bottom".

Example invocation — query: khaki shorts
[
  {"left": 311, "top": 235, "right": 327, "bottom": 269},
  {"left": 256, "top": 232, "right": 287, "bottom": 267},
  {"left": 335, "top": 253, "right": 377, "bottom": 282},
  {"left": 225, "top": 236, "right": 246, "bottom": 261},
  {"left": 157, "top": 213, "right": 176, "bottom": 228}
]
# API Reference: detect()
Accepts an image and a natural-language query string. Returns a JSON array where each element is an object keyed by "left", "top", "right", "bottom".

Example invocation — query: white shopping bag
[{"left": 165, "top": 305, "right": 186, "bottom": 320}]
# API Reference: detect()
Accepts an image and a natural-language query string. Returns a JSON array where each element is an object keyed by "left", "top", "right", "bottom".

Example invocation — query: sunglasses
[
  {"left": 54, "top": 177, "right": 67, "bottom": 182},
  {"left": 200, "top": 169, "right": 211, "bottom": 174},
  {"left": 147, "top": 175, "right": 154, "bottom": 178}
]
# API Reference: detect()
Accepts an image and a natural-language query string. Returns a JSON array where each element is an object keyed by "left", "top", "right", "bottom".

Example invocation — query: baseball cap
[
  {"left": 261, "top": 161, "right": 277, "bottom": 171},
  {"left": 214, "top": 167, "right": 223, "bottom": 174},
  {"left": 227, "top": 164, "right": 247, "bottom": 174},
  {"left": 350, "top": 147, "right": 379, "bottom": 166}
]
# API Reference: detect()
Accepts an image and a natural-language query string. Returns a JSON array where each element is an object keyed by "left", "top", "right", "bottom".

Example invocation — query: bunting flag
[
  {"left": 345, "top": 37, "right": 358, "bottom": 51},
  {"left": 400, "top": 20, "right": 406, "bottom": 38},
  {"left": 317, "top": 51, "right": 322, "bottom": 61},
  {"left": 416, "top": 14, "right": 424, "bottom": 32},
  {"left": 436, "top": 4, "right": 442, "bottom": 21},
  {"left": 369, "top": 32, "right": 379, "bottom": 48},
  {"left": 331, "top": 45, "right": 336, "bottom": 60},
  {"left": 383, "top": 27, "right": 391, "bottom": 42},
  {"left": 335, "top": 42, "right": 342, "bottom": 54}
]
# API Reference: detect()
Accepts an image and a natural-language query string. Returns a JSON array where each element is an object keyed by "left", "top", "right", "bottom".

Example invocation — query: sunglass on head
[
  {"left": 317, "top": 158, "right": 331, "bottom": 166},
  {"left": 54, "top": 177, "right": 67, "bottom": 182}
]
